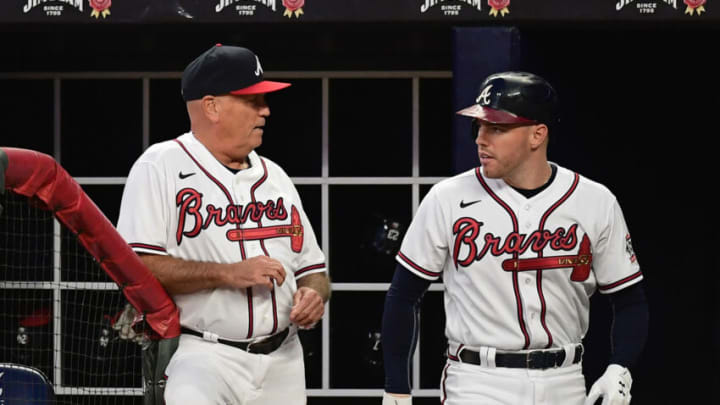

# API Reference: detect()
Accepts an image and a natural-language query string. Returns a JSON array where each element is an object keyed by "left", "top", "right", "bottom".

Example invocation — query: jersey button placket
[
  {"left": 522, "top": 200, "right": 541, "bottom": 346},
  {"left": 515, "top": 269, "right": 536, "bottom": 346},
  {"left": 232, "top": 184, "right": 249, "bottom": 253}
]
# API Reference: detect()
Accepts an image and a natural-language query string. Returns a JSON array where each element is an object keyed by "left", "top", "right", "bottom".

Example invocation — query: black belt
[
  {"left": 457, "top": 345, "right": 583, "bottom": 370},
  {"left": 181, "top": 327, "right": 289, "bottom": 355}
]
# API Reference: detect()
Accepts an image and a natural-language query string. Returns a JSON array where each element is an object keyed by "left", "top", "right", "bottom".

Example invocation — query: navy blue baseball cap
[{"left": 181, "top": 44, "right": 291, "bottom": 101}]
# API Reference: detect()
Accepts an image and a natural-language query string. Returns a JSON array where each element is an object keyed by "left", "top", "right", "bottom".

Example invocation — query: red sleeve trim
[
  {"left": 295, "top": 263, "right": 326, "bottom": 277},
  {"left": 397, "top": 251, "right": 442, "bottom": 277},
  {"left": 129, "top": 243, "right": 167, "bottom": 253},
  {"left": 598, "top": 271, "right": 643, "bottom": 291}
]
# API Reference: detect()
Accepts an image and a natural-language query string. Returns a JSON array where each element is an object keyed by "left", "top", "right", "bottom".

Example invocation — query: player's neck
[
  {"left": 192, "top": 130, "right": 251, "bottom": 170},
  {"left": 503, "top": 160, "right": 553, "bottom": 190},
  {"left": 212, "top": 150, "right": 250, "bottom": 170}
]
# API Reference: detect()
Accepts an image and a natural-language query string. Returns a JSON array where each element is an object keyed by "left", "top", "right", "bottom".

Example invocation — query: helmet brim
[{"left": 456, "top": 104, "right": 536, "bottom": 125}]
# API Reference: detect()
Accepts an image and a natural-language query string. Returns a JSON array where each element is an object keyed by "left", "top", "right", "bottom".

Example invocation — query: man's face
[
  {"left": 473, "top": 119, "right": 537, "bottom": 180},
  {"left": 216, "top": 93, "right": 270, "bottom": 161}
]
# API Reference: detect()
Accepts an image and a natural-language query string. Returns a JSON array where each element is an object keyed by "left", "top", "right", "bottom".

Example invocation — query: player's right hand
[
  {"left": 382, "top": 392, "right": 412, "bottom": 405},
  {"left": 227, "top": 256, "right": 286, "bottom": 289}
]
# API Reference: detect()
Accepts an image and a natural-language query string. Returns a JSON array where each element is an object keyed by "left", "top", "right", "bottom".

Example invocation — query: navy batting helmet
[{"left": 457, "top": 71, "right": 560, "bottom": 127}]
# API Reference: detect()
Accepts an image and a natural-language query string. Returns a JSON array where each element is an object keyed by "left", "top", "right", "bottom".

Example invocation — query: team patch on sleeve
[
  {"left": 396, "top": 251, "right": 442, "bottom": 279},
  {"left": 625, "top": 234, "right": 637, "bottom": 263}
]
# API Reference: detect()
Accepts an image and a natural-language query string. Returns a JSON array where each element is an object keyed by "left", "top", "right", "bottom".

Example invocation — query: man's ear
[
  {"left": 530, "top": 124, "right": 549, "bottom": 150},
  {"left": 201, "top": 96, "right": 221, "bottom": 123}
]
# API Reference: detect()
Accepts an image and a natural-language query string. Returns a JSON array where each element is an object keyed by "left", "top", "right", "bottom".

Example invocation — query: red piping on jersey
[
  {"left": 246, "top": 286, "right": 254, "bottom": 338},
  {"left": 129, "top": 243, "right": 166, "bottom": 253},
  {"left": 249, "top": 157, "right": 278, "bottom": 334},
  {"left": 449, "top": 344, "right": 464, "bottom": 362},
  {"left": 270, "top": 288, "right": 278, "bottom": 334},
  {"left": 475, "top": 168, "right": 530, "bottom": 349},
  {"left": 536, "top": 172, "right": 580, "bottom": 348},
  {"left": 174, "top": 139, "right": 255, "bottom": 335},
  {"left": 250, "top": 158, "right": 269, "bottom": 199},
  {"left": 599, "top": 270, "right": 642, "bottom": 291},
  {"left": 397, "top": 251, "right": 442, "bottom": 278},
  {"left": 295, "top": 263, "right": 326, "bottom": 278},
  {"left": 440, "top": 363, "right": 451, "bottom": 405}
]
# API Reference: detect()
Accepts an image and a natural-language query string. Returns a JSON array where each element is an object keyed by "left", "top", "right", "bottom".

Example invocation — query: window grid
[
  {"left": 52, "top": 79, "right": 63, "bottom": 388},
  {"left": 2, "top": 70, "right": 452, "bottom": 398},
  {"left": 321, "top": 76, "right": 331, "bottom": 391}
]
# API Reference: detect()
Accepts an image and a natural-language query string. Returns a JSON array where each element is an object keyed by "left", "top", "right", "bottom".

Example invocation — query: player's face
[
  {"left": 217, "top": 93, "right": 270, "bottom": 159},
  {"left": 474, "top": 119, "right": 536, "bottom": 180}
]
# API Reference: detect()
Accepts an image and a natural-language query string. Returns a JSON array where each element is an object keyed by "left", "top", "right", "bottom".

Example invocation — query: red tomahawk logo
[
  {"left": 226, "top": 206, "right": 304, "bottom": 253},
  {"left": 501, "top": 234, "right": 592, "bottom": 282}
]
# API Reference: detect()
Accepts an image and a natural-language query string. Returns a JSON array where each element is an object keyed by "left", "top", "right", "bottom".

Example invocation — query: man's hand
[
  {"left": 290, "top": 287, "right": 325, "bottom": 328},
  {"left": 382, "top": 392, "right": 412, "bottom": 405},
  {"left": 584, "top": 364, "right": 633, "bottom": 405},
  {"left": 227, "top": 256, "right": 286, "bottom": 289}
]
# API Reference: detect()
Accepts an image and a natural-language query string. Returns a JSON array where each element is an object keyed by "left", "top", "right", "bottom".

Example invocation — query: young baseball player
[
  {"left": 381, "top": 72, "right": 648, "bottom": 405},
  {"left": 117, "top": 44, "right": 330, "bottom": 405}
]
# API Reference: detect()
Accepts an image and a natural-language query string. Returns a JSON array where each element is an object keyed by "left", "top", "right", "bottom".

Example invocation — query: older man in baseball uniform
[
  {"left": 381, "top": 72, "right": 648, "bottom": 405},
  {"left": 118, "top": 44, "right": 330, "bottom": 405}
]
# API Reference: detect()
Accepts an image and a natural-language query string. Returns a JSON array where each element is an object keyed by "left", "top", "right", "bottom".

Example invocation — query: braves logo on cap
[
  {"left": 254, "top": 55, "right": 263, "bottom": 77},
  {"left": 476, "top": 84, "right": 493, "bottom": 106}
]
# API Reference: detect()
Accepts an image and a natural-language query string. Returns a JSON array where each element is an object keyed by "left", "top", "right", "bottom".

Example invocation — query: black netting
[{"left": 1, "top": 191, "right": 146, "bottom": 404}]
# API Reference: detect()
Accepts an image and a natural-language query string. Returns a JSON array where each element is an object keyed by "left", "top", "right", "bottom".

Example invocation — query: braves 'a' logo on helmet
[{"left": 476, "top": 84, "right": 494, "bottom": 105}]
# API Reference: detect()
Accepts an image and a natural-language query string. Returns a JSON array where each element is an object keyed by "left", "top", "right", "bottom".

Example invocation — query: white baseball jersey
[
  {"left": 396, "top": 164, "right": 641, "bottom": 351},
  {"left": 117, "top": 132, "right": 327, "bottom": 341}
]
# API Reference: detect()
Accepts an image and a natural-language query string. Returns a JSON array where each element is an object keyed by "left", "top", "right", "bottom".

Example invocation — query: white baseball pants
[
  {"left": 164, "top": 332, "right": 306, "bottom": 405},
  {"left": 441, "top": 359, "right": 586, "bottom": 405}
]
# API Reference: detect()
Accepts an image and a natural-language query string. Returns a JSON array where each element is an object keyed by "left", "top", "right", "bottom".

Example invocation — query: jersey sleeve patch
[
  {"left": 598, "top": 270, "right": 643, "bottom": 294},
  {"left": 625, "top": 234, "right": 637, "bottom": 263},
  {"left": 397, "top": 251, "right": 442, "bottom": 280}
]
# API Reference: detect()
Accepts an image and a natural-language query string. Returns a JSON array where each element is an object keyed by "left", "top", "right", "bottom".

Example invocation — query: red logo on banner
[
  {"left": 283, "top": 0, "right": 305, "bottom": 18},
  {"left": 90, "top": 0, "right": 112, "bottom": 18},
  {"left": 489, "top": 0, "right": 510, "bottom": 17},
  {"left": 684, "top": 0, "right": 706, "bottom": 15}
]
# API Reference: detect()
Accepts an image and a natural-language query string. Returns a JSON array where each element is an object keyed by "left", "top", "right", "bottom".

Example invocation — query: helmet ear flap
[{"left": 470, "top": 119, "right": 479, "bottom": 141}]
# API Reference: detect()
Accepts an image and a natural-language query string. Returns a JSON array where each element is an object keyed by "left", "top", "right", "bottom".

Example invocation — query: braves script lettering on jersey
[
  {"left": 396, "top": 164, "right": 642, "bottom": 352},
  {"left": 118, "top": 132, "right": 326, "bottom": 341}
]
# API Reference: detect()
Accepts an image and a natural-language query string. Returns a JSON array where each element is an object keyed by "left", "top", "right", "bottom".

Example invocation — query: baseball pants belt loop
[
  {"left": 457, "top": 344, "right": 583, "bottom": 370},
  {"left": 479, "top": 346, "right": 496, "bottom": 368},
  {"left": 180, "top": 327, "right": 289, "bottom": 355},
  {"left": 561, "top": 343, "right": 581, "bottom": 367}
]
